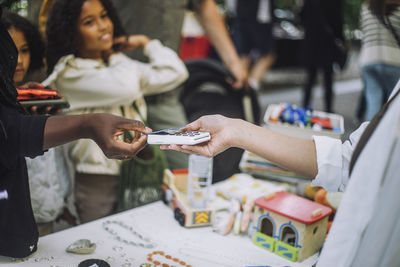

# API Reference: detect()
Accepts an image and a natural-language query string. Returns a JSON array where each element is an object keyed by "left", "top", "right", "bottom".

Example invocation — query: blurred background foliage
[{"left": 0, "top": 0, "right": 27, "bottom": 12}]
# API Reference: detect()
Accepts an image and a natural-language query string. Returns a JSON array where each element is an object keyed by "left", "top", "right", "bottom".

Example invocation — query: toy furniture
[
  {"left": 252, "top": 191, "right": 332, "bottom": 262},
  {"left": 162, "top": 169, "right": 215, "bottom": 227}
]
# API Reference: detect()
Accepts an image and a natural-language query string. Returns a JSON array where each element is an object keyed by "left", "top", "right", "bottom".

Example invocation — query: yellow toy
[{"left": 162, "top": 169, "right": 215, "bottom": 228}]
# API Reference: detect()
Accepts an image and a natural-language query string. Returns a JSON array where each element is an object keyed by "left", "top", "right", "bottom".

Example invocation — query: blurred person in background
[
  {"left": 358, "top": 0, "right": 400, "bottom": 121},
  {"left": 112, "top": 0, "right": 247, "bottom": 170},
  {"left": 225, "top": 0, "right": 276, "bottom": 90},
  {"left": 300, "top": 0, "right": 345, "bottom": 113},
  {"left": 2, "top": 11, "right": 45, "bottom": 88}
]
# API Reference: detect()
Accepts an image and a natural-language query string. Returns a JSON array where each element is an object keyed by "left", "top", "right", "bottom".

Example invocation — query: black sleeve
[{"left": 0, "top": 105, "right": 48, "bottom": 166}]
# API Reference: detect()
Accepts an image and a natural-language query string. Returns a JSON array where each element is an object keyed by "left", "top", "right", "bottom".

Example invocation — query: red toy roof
[{"left": 254, "top": 191, "right": 332, "bottom": 224}]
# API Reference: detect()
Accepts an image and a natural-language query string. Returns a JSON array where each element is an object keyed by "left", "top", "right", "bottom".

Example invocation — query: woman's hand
[
  {"left": 113, "top": 34, "right": 150, "bottom": 52},
  {"left": 160, "top": 115, "right": 236, "bottom": 157}
]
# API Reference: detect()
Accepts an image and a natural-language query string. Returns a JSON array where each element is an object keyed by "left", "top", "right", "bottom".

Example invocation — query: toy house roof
[{"left": 254, "top": 191, "right": 332, "bottom": 224}]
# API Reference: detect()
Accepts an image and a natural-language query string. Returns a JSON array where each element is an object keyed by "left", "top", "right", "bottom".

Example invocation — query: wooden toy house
[{"left": 252, "top": 191, "right": 332, "bottom": 262}]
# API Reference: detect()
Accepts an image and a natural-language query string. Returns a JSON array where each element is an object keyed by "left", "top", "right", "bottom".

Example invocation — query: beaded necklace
[
  {"left": 102, "top": 220, "right": 156, "bottom": 248},
  {"left": 142, "top": 251, "right": 192, "bottom": 267}
]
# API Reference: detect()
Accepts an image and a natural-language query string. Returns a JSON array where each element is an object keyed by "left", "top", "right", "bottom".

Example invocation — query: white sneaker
[{"left": 248, "top": 78, "right": 260, "bottom": 90}]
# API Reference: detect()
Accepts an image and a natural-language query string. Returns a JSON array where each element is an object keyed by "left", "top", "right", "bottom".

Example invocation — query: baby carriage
[{"left": 180, "top": 58, "right": 261, "bottom": 183}]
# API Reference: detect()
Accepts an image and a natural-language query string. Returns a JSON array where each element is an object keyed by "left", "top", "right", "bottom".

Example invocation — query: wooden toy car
[{"left": 161, "top": 169, "right": 215, "bottom": 228}]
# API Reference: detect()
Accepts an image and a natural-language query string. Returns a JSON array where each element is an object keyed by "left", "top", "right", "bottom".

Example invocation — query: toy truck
[{"left": 161, "top": 169, "right": 215, "bottom": 227}]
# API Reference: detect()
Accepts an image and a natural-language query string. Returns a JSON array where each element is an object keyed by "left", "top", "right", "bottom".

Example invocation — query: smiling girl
[{"left": 43, "top": 0, "right": 188, "bottom": 223}]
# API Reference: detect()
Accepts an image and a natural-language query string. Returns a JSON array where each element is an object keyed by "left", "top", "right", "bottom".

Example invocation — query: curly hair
[
  {"left": 46, "top": 0, "right": 126, "bottom": 73},
  {"left": 0, "top": 7, "right": 25, "bottom": 112},
  {"left": 1, "top": 11, "right": 45, "bottom": 74}
]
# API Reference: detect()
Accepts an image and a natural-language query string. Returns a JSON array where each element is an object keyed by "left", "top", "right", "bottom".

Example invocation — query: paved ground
[{"left": 258, "top": 48, "right": 363, "bottom": 141}]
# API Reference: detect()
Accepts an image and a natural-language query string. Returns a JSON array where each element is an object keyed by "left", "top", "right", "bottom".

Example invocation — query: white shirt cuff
[
  {"left": 143, "top": 39, "right": 163, "bottom": 56},
  {"left": 312, "top": 135, "right": 346, "bottom": 192}
]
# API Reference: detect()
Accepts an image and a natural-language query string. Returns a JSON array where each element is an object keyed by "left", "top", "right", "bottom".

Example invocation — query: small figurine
[{"left": 251, "top": 191, "right": 332, "bottom": 262}]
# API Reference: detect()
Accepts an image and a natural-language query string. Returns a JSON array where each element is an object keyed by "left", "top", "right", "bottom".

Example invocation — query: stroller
[{"left": 180, "top": 59, "right": 261, "bottom": 183}]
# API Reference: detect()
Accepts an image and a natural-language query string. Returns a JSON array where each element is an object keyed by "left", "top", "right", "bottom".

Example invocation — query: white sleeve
[
  {"left": 311, "top": 122, "right": 369, "bottom": 192},
  {"left": 43, "top": 55, "right": 144, "bottom": 110},
  {"left": 26, "top": 149, "right": 64, "bottom": 223},
  {"left": 138, "top": 39, "right": 189, "bottom": 96}
]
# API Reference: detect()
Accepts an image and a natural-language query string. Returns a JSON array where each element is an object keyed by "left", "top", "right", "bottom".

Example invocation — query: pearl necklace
[{"left": 102, "top": 220, "right": 156, "bottom": 248}]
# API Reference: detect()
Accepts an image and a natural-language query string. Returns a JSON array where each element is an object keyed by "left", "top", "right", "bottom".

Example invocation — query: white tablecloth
[{"left": 0, "top": 201, "right": 318, "bottom": 267}]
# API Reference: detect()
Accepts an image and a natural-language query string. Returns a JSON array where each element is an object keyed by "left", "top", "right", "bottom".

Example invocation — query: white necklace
[{"left": 102, "top": 220, "right": 156, "bottom": 248}]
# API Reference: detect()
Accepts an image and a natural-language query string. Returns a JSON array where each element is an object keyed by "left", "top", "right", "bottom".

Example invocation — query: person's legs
[
  {"left": 362, "top": 64, "right": 385, "bottom": 120},
  {"left": 378, "top": 64, "right": 400, "bottom": 101},
  {"left": 240, "top": 55, "right": 251, "bottom": 73},
  {"left": 248, "top": 22, "right": 275, "bottom": 89},
  {"left": 302, "top": 65, "right": 317, "bottom": 108},
  {"left": 357, "top": 74, "right": 368, "bottom": 122},
  {"left": 232, "top": 18, "right": 252, "bottom": 86},
  {"left": 146, "top": 90, "right": 189, "bottom": 170},
  {"left": 75, "top": 173, "right": 119, "bottom": 223},
  {"left": 231, "top": 18, "right": 251, "bottom": 57},
  {"left": 248, "top": 53, "right": 276, "bottom": 89},
  {"left": 322, "top": 63, "right": 334, "bottom": 113}
]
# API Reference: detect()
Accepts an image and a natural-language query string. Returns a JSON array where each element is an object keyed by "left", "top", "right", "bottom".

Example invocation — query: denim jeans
[{"left": 362, "top": 63, "right": 400, "bottom": 120}]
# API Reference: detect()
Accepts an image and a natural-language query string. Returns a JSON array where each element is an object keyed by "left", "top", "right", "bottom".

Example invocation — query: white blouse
[
  {"left": 312, "top": 81, "right": 400, "bottom": 266},
  {"left": 311, "top": 122, "right": 368, "bottom": 192}
]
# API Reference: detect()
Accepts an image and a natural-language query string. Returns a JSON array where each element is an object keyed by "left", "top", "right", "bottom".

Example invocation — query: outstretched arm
[
  {"left": 44, "top": 113, "right": 151, "bottom": 160},
  {"left": 162, "top": 115, "right": 318, "bottom": 178},
  {"left": 194, "top": 0, "right": 247, "bottom": 89}
]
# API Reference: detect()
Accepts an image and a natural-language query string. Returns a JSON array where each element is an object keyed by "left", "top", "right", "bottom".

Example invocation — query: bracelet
[
  {"left": 146, "top": 251, "right": 192, "bottom": 267},
  {"left": 102, "top": 220, "right": 156, "bottom": 248}
]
